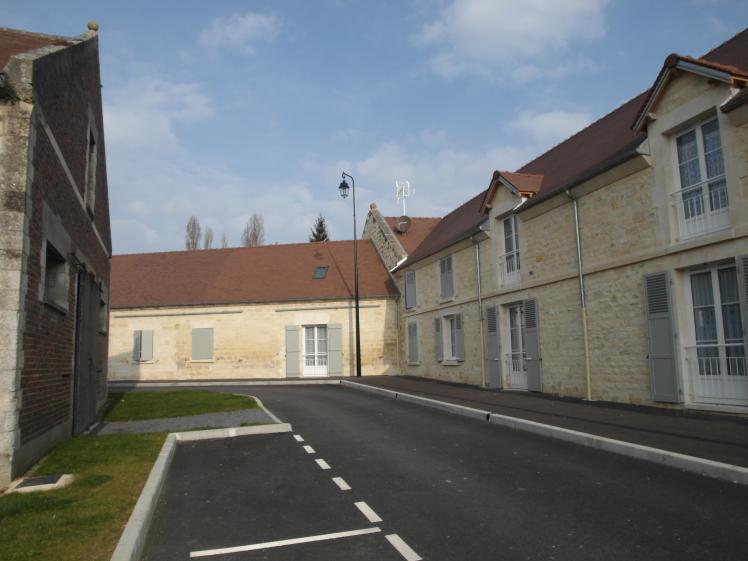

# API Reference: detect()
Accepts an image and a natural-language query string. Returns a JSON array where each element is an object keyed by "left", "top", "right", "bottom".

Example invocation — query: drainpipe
[
  {"left": 565, "top": 190, "right": 593, "bottom": 401},
  {"left": 472, "top": 235, "right": 487, "bottom": 388}
]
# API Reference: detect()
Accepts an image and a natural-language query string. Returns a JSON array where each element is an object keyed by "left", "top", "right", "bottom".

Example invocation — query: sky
[{"left": 4, "top": 0, "right": 747, "bottom": 254}]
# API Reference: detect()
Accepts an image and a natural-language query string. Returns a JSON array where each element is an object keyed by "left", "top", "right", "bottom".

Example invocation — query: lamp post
[{"left": 338, "top": 172, "right": 362, "bottom": 378}]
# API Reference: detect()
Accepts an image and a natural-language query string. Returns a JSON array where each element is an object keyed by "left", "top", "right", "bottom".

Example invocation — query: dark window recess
[
  {"left": 44, "top": 242, "right": 68, "bottom": 312},
  {"left": 313, "top": 266, "right": 329, "bottom": 280}
]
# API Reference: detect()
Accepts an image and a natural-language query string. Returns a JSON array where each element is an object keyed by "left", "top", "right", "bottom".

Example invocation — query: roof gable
[
  {"left": 0, "top": 27, "right": 72, "bottom": 70},
  {"left": 480, "top": 171, "right": 543, "bottom": 213}
]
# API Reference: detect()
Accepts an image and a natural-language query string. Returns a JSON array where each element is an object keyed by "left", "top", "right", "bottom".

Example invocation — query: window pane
[
  {"left": 701, "top": 120, "right": 721, "bottom": 153},
  {"left": 676, "top": 130, "right": 698, "bottom": 163},
  {"left": 690, "top": 272, "right": 714, "bottom": 306},
  {"left": 719, "top": 268, "right": 743, "bottom": 344},
  {"left": 704, "top": 149, "right": 725, "bottom": 179}
]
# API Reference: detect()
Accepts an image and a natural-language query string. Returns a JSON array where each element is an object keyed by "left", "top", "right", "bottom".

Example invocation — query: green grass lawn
[
  {"left": 0, "top": 432, "right": 166, "bottom": 561},
  {"left": 105, "top": 390, "right": 257, "bottom": 422}
]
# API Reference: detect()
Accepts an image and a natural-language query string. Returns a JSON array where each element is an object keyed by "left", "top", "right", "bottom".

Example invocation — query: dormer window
[
  {"left": 313, "top": 266, "right": 328, "bottom": 280},
  {"left": 673, "top": 118, "right": 729, "bottom": 240}
]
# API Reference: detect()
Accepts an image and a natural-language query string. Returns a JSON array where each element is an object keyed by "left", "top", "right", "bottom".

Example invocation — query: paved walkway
[
  {"left": 95, "top": 408, "right": 273, "bottom": 435},
  {"left": 350, "top": 376, "right": 748, "bottom": 468}
]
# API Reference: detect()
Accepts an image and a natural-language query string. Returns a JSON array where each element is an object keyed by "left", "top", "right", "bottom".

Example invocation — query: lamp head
[{"left": 338, "top": 178, "right": 350, "bottom": 199}]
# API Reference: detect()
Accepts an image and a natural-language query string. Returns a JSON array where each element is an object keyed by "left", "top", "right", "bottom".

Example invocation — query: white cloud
[
  {"left": 509, "top": 110, "right": 593, "bottom": 150},
  {"left": 104, "top": 79, "right": 213, "bottom": 150},
  {"left": 198, "top": 12, "right": 282, "bottom": 54},
  {"left": 413, "top": 0, "right": 609, "bottom": 80}
]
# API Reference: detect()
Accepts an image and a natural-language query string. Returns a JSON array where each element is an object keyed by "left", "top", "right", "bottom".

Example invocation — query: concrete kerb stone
[
  {"left": 341, "top": 380, "right": 748, "bottom": 486},
  {"left": 109, "top": 399, "right": 291, "bottom": 561},
  {"left": 109, "top": 379, "right": 341, "bottom": 389}
]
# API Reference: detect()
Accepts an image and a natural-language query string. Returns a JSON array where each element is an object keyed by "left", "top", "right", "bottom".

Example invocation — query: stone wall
[{"left": 108, "top": 298, "right": 398, "bottom": 381}]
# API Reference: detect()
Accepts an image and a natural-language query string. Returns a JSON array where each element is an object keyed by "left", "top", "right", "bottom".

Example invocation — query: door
[
  {"left": 687, "top": 266, "right": 747, "bottom": 405},
  {"left": 506, "top": 303, "right": 527, "bottom": 390},
  {"left": 73, "top": 270, "right": 100, "bottom": 435},
  {"left": 485, "top": 305, "right": 501, "bottom": 388},
  {"left": 303, "top": 325, "right": 328, "bottom": 377}
]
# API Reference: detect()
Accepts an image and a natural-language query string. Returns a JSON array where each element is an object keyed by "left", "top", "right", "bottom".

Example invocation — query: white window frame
[
  {"left": 439, "top": 255, "right": 454, "bottom": 301},
  {"left": 406, "top": 321, "right": 419, "bottom": 365},
  {"left": 444, "top": 314, "right": 458, "bottom": 361},
  {"left": 303, "top": 324, "right": 328, "bottom": 376},
  {"left": 670, "top": 116, "right": 729, "bottom": 240},
  {"left": 500, "top": 215, "right": 521, "bottom": 287}
]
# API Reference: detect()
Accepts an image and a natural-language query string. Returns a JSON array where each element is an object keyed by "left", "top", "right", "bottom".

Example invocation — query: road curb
[
  {"left": 341, "top": 380, "right": 748, "bottom": 486},
  {"left": 110, "top": 419, "right": 292, "bottom": 561},
  {"left": 109, "top": 379, "right": 341, "bottom": 388}
]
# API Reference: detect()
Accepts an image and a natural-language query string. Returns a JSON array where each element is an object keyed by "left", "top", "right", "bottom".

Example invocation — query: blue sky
[{"left": 4, "top": 1, "right": 747, "bottom": 253}]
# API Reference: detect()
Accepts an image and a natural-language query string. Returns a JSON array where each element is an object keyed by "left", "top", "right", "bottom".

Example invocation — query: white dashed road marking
[
  {"left": 385, "top": 534, "right": 422, "bottom": 561},
  {"left": 303, "top": 445, "right": 315, "bottom": 454},
  {"left": 190, "top": 527, "right": 382, "bottom": 558},
  {"left": 354, "top": 501, "right": 382, "bottom": 523},
  {"left": 332, "top": 477, "right": 351, "bottom": 491},
  {"left": 293, "top": 434, "right": 304, "bottom": 442},
  {"left": 315, "top": 458, "right": 331, "bottom": 470}
]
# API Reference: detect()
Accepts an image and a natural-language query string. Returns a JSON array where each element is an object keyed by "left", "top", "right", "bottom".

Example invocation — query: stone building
[
  {"left": 0, "top": 25, "right": 111, "bottom": 488},
  {"left": 108, "top": 241, "right": 399, "bottom": 381},
  {"left": 371, "top": 29, "right": 748, "bottom": 413}
]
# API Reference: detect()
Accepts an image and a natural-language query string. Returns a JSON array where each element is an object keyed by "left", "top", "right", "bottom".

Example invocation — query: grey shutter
[
  {"left": 643, "top": 271, "right": 681, "bottom": 403},
  {"left": 439, "top": 260, "right": 447, "bottom": 299},
  {"left": 140, "top": 330, "right": 154, "bottom": 361},
  {"left": 407, "top": 322, "right": 418, "bottom": 363},
  {"left": 405, "top": 271, "right": 416, "bottom": 309},
  {"left": 445, "top": 257, "right": 454, "bottom": 298},
  {"left": 285, "top": 325, "right": 301, "bottom": 377},
  {"left": 132, "top": 330, "right": 142, "bottom": 361},
  {"left": 485, "top": 305, "right": 502, "bottom": 388},
  {"left": 737, "top": 255, "right": 748, "bottom": 360},
  {"left": 434, "top": 317, "right": 443, "bottom": 362},
  {"left": 328, "top": 324, "right": 343, "bottom": 375},
  {"left": 455, "top": 314, "right": 464, "bottom": 361},
  {"left": 523, "top": 299, "right": 542, "bottom": 392},
  {"left": 191, "top": 328, "right": 214, "bottom": 360}
]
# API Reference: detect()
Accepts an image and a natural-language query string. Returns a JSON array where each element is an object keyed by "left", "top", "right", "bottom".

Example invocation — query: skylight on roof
[{"left": 313, "top": 266, "right": 328, "bottom": 280}]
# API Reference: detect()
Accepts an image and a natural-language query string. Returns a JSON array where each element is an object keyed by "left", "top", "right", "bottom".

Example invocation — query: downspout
[
  {"left": 472, "top": 235, "right": 487, "bottom": 388},
  {"left": 565, "top": 190, "right": 593, "bottom": 401}
]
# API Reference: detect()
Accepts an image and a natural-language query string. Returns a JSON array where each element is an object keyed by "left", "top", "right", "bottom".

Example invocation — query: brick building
[
  {"left": 369, "top": 28, "right": 748, "bottom": 413},
  {"left": 0, "top": 25, "right": 111, "bottom": 488}
]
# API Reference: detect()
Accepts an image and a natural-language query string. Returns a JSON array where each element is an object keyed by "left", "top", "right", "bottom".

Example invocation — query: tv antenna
[{"left": 395, "top": 180, "right": 413, "bottom": 215}]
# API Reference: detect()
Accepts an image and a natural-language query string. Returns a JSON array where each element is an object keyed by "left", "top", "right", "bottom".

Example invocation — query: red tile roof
[
  {"left": 500, "top": 171, "right": 544, "bottom": 195},
  {"left": 383, "top": 216, "right": 441, "bottom": 254},
  {"left": 701, "top": 27, "right": 748, "bottom": 74},
  {"left": 111, "top": 240, "right": 397, "bottom": 309},
  {"left": 0, "top": 28, "right": 72, "bottom": 70}
]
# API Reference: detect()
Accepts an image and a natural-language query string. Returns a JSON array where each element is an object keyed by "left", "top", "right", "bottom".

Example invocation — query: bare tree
[
  {"left": 220, "top": 233, "right": 229, "bottom": 248},
  {"left": 241, "top": 213, "right": 265, "bottom": 247},
  {"left": 203, "top": 227, "right": 214, "bottom": 249},
  {"left": 185, "top": 215, "right": 201, "bottom": 250}
]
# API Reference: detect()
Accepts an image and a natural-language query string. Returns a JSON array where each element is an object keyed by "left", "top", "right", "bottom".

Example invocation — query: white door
[
  {"left": 687, "top": 266, "right": 747, "bottom": 405},
  {"left": 303, "top": 325, "right": 328, "bottom": 377},
  {"left": 506, "top": 303, "right": 527, "bottom": 390}
]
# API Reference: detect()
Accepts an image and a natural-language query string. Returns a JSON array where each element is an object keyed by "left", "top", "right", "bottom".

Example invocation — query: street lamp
[{"left": 338, "top": 172, "right": 362, "bottom": 378}]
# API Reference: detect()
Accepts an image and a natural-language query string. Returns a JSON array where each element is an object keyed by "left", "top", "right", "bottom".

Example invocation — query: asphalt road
[{"left": 142, "top": 385, "right": 748, "bottom": 561}]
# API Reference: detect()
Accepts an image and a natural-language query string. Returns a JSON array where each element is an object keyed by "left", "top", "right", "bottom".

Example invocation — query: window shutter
[
  {"left": 407, "top": 322, "right": 419, "bottom": 363},
  {"left": 455, "top": 313, "right": 464, "bottom": 361},
  {"left": 285, "top": 325, "right": 301, "bottom": 377},
  {"left": 643, "top": 271, "right": 681, "bottom": 403},
  {"left": 140, "top": 330, "right": 154, "bottom": 361},
  {"left": 191, "top": 328, "right": 214, "bottom": 361},
  {"left": 736, "top": 255, "right": 748, "bottom": 364},
  {"left": 439, "top": 260, "right": 447, "bottom": 299},
  {"left": 328, "top": 324, "right": 343, "bottom": 375},
  {"left": 522, "top": 299, "right": 542, "bottom": 392},
  {"left": 446, "top": 257, "right": 454, "bottom": 298},
  {"left": 405, "top": 271, "right": 416, "bottom": 309},
  {"left": 132, "top": 330, "right": 142, "bottom": 361},
  {"left": 485, "top": 305, "right": 502, "bottom": 388},
  {"left": 434, "top": 318, "right": 443, "bottom": 362}
]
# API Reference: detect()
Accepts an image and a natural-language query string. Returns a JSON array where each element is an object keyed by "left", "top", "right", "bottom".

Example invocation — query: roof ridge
[
  {"left": 383, "top": 215, "right": 442, "bottom": 220},
  {"left": 113, "top": 239, "right": 363, "bottom": 258},
  {"left": 515, "top": 91, "right": 648, "bottom": 173}
]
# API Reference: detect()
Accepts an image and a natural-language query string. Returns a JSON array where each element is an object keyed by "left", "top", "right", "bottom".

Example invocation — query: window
[
  {"left": 404, "top": 270, "right": 417, "bottom": 309},
  {"left": 303, "top": 325, "right": 328, "bottom": 375},
  {"left": 673, "top": 118, "right": 729, "bottom": 238},
  {"left": 85, "top": 130, "right": 97, "bottom": 215},
  {"left": 501, "top": 215, "right": 520, "bottom": 286},
  {"left": 98, "top": 294, "right": 108, "bottom": 334},
  {"left": 132, "top": 330, "right": 153, "bottom": 362},
  {"left": 506, "top": 302, "right": 527, "bottom": 389},
  {"left": 313, "top": 266, "right": 328, "bottom": 280},
  {"left": 44, "top": 241, "right": 69, "bottom": 312},
  {"left": 407, "top": 321, "right": 419, "bottom": 364},
  {"left": 191, "top": 328, "right": 214, "bottom": 361},
  {"left": 443, "top": 313, "right": 463, "bottom": 362},
  {"left": 439, "top": 256, "right": 454, "bottom": 300}
]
